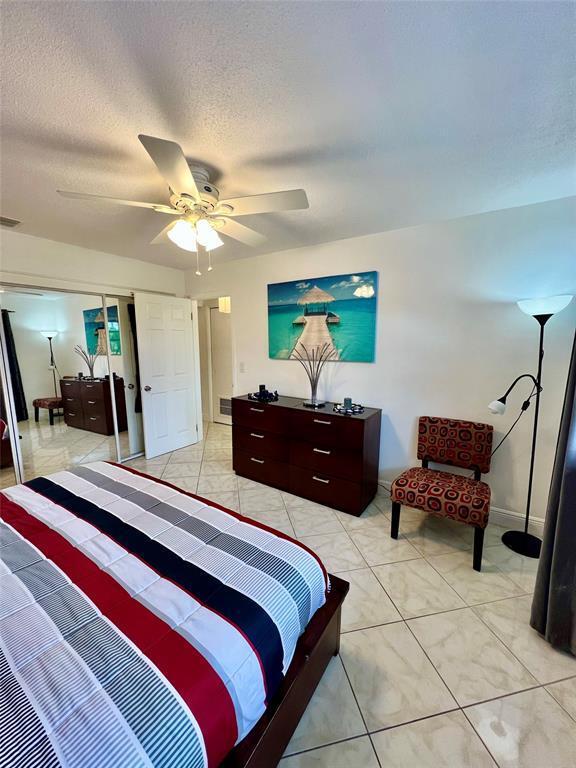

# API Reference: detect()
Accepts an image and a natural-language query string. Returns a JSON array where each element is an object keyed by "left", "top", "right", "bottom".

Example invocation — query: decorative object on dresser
[
  {"left": 232, "top": 394, "right": 381, "bottom": 515},
  {"left": 61, "top": 377, "right": 127, "bottom": 435},
  {"left": 292, "top": 342, "right": 338, "bottom": 408},
  {"left": 390, "top": 416, "right": 493, "bottom": 571},
  {"left": 74, "top": 344, "right": 100, "bottom": 379},
  {"left": 248, "top": 384, "right": 279, "bottom": 403},
  {"left": 489, "top": 293, "right": 573, "bottom": 559}
]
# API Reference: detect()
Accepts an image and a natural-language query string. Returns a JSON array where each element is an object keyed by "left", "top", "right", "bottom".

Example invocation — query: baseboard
[{"left": 377, "top": 480, "right": 545, "bottom": 536}]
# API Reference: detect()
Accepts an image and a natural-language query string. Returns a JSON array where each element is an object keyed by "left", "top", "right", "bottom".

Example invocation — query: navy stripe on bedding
[
  {"left": 25, "top": 477, "right": 284, "bottom": 695},
  {"left": 71, "top": 465, "right": 312, "bottom": 630}
]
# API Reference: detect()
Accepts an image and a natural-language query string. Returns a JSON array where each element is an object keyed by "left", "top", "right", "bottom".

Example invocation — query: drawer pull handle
[
  {"left": 313, "top": 448, "right": 331, "bottom": 455},
  {"left": 250, "top": 407, "right": 264, "bottom": 413},
  {"left": 90, "top": 417, "right": 98, "bottom": 421},
  {"left": 86, "top": 385, "right": 94, "bottom": 388},
  {"left": 313, "top": 476, "right": 330, "bottom": 484},
  {"left": 88, "top": 400, "right": 96, "bottom": 404},
  {"left": 66, "top": 398, "right": 74, "bottom": 402},
  {"left": 250, "top": 433, "right": 264, "bottom": 439},
  {"left": 313, "top": 419, "right": 332, "bottom": 425},
  {"left": 250, "top": 457, "right": 265, "bottom": 464},
  {"left": 68, "top": 412, "right": 76, "bottom": 416}
]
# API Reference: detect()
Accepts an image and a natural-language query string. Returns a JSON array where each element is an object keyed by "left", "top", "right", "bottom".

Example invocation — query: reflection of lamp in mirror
[{"left": 40, "top": 331, "right": 59, "bottom": 396}]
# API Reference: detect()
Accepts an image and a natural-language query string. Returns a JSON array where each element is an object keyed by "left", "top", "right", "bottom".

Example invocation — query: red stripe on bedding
[
  {"left": 0, "top": 494, "right": 237, "bottom": 768},
  {"left": 114, "top": 462, "right": 331, "bottom": 592}
]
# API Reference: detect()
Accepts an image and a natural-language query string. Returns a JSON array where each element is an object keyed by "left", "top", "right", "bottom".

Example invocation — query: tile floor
[
  {"left": 143, "top": 423, "right": 574, "bottom": 768},
  {"left": 8, "top": 421, "right": 576, "bottom": 767},
  {"left": 0, "top": 415, "right": 127, "bottom": 488}
]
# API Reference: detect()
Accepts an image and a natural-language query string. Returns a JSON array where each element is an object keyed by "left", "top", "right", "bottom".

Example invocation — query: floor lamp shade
[
  {"left": 40, "top": 330, "right": 59, "bottom": 339},
  {"left": 517, "top": 295, "right": 573, "bottom": 318}
]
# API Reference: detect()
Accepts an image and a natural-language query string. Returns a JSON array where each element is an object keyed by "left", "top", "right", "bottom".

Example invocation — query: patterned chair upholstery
[
  {"left": 33, "top": 396, "right": 63, "bottom": 426},
  {"left": 391, "top": 416, "right": 494, "bottom": 571}
]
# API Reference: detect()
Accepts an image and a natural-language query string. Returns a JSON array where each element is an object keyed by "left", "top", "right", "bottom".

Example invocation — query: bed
[{"left": 0, "top": 461, "right": 348, "bottom": 768}]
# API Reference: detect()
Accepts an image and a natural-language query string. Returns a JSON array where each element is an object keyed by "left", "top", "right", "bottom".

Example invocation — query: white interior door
[
  {"left": 210, "top": 306, "right": 233, "bottom": 426},
  {"left": 134, "top": 293, "right": 199, "bottom": 458}
]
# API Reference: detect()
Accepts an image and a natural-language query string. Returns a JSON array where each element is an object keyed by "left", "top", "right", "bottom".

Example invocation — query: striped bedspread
[{"left": 0, "top": 461, "right": 329, "bottom": 768}]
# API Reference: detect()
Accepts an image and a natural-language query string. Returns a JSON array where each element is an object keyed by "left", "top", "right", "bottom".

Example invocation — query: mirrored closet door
[{"left": 0, "top": 287, "right": 127, "bottom": 481}]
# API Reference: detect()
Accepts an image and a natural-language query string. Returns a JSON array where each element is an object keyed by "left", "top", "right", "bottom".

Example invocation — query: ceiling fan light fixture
[{"left": 167, "top": 219, "right": 197, "bottom": 251}]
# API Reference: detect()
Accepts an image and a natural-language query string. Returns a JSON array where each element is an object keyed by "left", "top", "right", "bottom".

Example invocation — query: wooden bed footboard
[{"left": 222, "top": 574, "right": 349, "bottom": 768}]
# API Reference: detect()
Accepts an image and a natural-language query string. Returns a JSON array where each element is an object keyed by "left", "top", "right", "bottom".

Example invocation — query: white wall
[
  {"left": 186, "top": 196, "right": 576, "bottom": 520},
  {"left": 0, "top": 230, "right": 185, "bottom": 296}
]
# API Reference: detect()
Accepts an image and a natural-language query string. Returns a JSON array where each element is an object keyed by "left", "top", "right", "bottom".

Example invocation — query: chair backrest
[{"left": 417, "top": 416, "right": 493, "bottom": 475}]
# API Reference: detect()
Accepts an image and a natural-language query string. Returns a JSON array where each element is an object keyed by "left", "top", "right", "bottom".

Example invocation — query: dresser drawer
[
  {"left": 81, "top": 381, "right": 105, "bottom": 400},
  {"left": 290, "top": 466, "right": 363, "bottom": 515},
  {"left": 290, "top": 440, "right": 363, "bottom": 482},
  {"left": 60, "top": 379, "right": 81, "bottom": 396},
  {"left": 233, "top": 450, "right": 289, "bottom": 490},
  {"left": 233, "top": 425, "right": 289, "bottom": 462},
  {"left": 232, "top": 399, "right": 287, "bottom": 435},
  {"left": 82, "top": 396, "right": 108, "bottom": 418},
  {"left": 290, "top": 411, "right": 364, "bottom": 451},
  {"left": 84, "top": 412, "right": 112, "bottom": 435},
  {"left": 62, "top": 395, "right": 81, "bottom": 413},
  {"left": 64, "top": 410, "right": 84, "bottom": 429}
]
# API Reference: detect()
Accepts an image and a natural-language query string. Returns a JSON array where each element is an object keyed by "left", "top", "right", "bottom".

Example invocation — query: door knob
[
  {"left": 127, "top": 383, "right": 134, "bottom": 390},
  {"left": 144, "top": 385, "right": 152, "bottom": 392}
]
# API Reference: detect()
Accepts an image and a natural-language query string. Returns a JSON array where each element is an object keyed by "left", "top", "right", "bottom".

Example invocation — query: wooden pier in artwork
[{"left": 290, "top": 314, "right": 340, "bottom": 360}]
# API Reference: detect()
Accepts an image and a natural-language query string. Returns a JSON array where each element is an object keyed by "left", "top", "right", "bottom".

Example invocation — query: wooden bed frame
[{"left": 223, "top": 574, "right": 349, "bottom": 768}]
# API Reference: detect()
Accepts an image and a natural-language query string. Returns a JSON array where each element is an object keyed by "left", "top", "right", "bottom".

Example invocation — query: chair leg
[
  {"left": 49, "top": 409, "right": 54, "bottom": 426},
  {"left": 34, "top": 406, "right": 39, "bottom": 422},
  {"left": 473, "top": 527, "right": 485, "bottom": 572},
  {"left": 391, "top": 501, "right": 401, "bottom": 539}
]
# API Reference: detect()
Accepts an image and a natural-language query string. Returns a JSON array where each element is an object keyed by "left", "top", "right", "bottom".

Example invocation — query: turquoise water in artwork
[{"left": 268, "top": 297, "right": 377, "bottom": 361}]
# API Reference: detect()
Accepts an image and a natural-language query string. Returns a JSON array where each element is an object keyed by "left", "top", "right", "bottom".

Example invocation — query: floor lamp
[
  {"left": 488, "top": 294, "right": 573, "bottom": 558},
  {"left": 40, "top": 330, "right": 59, "bottom": 397}
]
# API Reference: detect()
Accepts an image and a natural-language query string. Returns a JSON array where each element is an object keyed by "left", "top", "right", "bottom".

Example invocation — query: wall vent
[
  {"left": 219, "top": 397, "right": 232, "bottom": 416},
  {"left": 0, "top": 216, "right": 21, "bottom": 228}
]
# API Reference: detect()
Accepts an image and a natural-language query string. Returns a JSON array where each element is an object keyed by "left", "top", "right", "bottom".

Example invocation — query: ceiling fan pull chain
[
  {"left": 195, "top": 249, "right": 201, "bottom": 276},
  {"left": 207, "top": 247, "right": 213, "bottom": 272}
]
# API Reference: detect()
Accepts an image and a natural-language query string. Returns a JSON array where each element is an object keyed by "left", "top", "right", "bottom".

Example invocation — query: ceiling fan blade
[
  {"left": 150, "top": 222, "right": 176, "bottom": 245},
  {"left": 217, "top": 189, "right": 309, "bottom": 217},
  {"left": 217, "top": 218, "right": 267, "bottom": 247},
  {"left": 57, "top": 190, "right": 178, "bottom": 214},
  {"left": 138, "top": 134, "right": 199, "bottom": 199}
]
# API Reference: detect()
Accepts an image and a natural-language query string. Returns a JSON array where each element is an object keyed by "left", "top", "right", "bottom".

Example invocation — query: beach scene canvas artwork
[{"left": 268, "top": 271, "right": 378, "bottom": 362}]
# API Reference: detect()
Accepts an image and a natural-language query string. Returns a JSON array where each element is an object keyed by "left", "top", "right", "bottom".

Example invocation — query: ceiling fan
[{"left": 58, "top": 134, "right": 309, "bottom": 272}]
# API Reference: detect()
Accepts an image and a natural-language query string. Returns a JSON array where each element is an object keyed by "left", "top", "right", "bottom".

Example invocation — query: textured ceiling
[{"left": 1, "top": 1, "right": 574, "bottom": 270}]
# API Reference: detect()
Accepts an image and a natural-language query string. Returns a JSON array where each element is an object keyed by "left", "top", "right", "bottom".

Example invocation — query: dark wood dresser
[
  {"left": 232, "top": 395, "right": 381, "bottom": 516},
  {"left": 60, "top": 378, "right": 127, "bottom": 436}
]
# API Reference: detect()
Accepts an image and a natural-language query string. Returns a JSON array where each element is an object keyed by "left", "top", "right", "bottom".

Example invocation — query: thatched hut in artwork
[{"left": 297, "top": 286, "right": 336, "bottom": 316}]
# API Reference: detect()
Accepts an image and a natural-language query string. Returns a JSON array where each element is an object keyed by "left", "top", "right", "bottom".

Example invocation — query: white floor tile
[
  {"left": 280, "top": 736, "right": 379, "bottom": 767},
  {"left": 546, "top": 678, "right": 576, "bottom": 720},
  {"left": 284, "top": 657, "right": 365, "bottom": 755},
  {"left": 340, "top": 623, "right": 456, "bottom": 731},
  {"left": 338, "top": 568, "right": 401, "bottom": 632},
  {"left": 372, "top": 558, "right": 465, "bottom": 619},
  {"left": 473, "top": 596, "right": 576, "bottom": 684},
  {"left": 408, "top": 608, "right": 537, "bottom": 706},
  {"left": 299, "top": 532, "right": 367, "bottom": 573},
  {"left": 427, "top": 550, "right": 526, "bottom": 605},
  {"left": 465, "top": 687, "right": 576, "bottom": 768},
  {"left": 371, "top": 710, "right": 497, "bottom": 768}
]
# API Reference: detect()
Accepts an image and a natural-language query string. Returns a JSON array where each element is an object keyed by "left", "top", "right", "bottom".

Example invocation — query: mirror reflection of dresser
[{"left": 61, "top": 378, "right": 127, "bottom": 435}]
